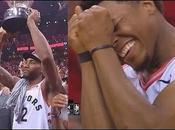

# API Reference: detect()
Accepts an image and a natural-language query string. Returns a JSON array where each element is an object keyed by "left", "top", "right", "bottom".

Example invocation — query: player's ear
[{"left": 139, "top": 1, "right": 157, "bottom": 15}]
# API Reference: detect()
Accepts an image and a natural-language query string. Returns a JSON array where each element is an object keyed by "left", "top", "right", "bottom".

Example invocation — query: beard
[
  {"left": 22, "top": 70, "right": 42, "bottom": 81},
  {"left": 134, "top": 54, "right": 151, "bottom": 72},
  {"left": 134, "top": 52, "right": 160, "bottom": 74}
]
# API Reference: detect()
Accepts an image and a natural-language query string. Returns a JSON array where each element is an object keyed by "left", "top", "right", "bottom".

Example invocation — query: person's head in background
[{"left": 79, "top": 1, "right": 175, "bottom": 73}]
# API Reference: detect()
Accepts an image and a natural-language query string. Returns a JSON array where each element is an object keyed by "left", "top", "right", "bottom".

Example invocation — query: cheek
[
  {"left": 133, "top": 15, "right": 158, "bottom": 46},
  {"left": 122, "top": 19, "right": 156, "bottom": 54},
  {"left": 116, "top": 19, "right": 140, "bottom": 39},
  {"left": 29, "top": 64, "right": 41, "bottom": 72}
]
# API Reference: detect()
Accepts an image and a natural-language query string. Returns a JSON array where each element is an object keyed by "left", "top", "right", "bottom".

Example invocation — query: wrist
[
  {"left": 90, "top": 44, "right": 114, "bottom": 56},
  {"left": 27, "top": 19, "right": 35, "bottom": 28},
  {"left": 78, "top": 51, "right": 92, "bottom": 64},
  {"left": 85, "top": 39, "right": 112, "bottom": 51},
  {"left": 51, "top": 111, "right": 61, "bottom": 119}
]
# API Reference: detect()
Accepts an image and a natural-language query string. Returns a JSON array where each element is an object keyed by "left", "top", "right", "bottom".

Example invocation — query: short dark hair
[
  {"left": 153, "top": 1, "right": 163, "bottom": 13},
  {"left": 80, "top": 1, "right": 163, "bottom": 13}
]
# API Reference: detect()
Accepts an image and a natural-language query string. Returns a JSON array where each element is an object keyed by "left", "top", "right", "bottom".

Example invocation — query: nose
[
  {"left": 112, "top": 35, "right": 120, "bottom": 52},
  {"left": 112, "top": 37, "right": 119, "bottom": 45}
]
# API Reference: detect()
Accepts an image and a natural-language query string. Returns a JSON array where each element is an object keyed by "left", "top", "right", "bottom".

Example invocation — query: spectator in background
[{"left": 0, "top": 83, "right": 13, "bottom": 129}]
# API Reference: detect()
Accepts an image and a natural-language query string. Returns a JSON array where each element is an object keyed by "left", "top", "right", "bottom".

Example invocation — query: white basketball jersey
[
  {"left": 123, "top": 57, "right": 175, "bottom": 104},
  {"left": 13, "top": 81, "right": 51, "bottom": 129}
]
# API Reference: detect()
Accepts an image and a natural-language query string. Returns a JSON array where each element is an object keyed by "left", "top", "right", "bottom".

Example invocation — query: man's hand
[
  {"left": 0, "top": 27, "right": 6, "bottom": 41},
  {"left": 51, "top": 93, "right": 68, "bottom": 108},
  {"left": 76, "top": 5, "right": 114, "bottom": 51},
  {"left": 2, "top": 87, "right": 11, "bottom": 95},
  {"left": 0, "top": 27, "right": 7, "bottom": 51},
  {"left": 27, "top": 8, "right": 40, "bottom": 25},
  {"left": 68, "top": 6, "right": 86, "bottom": 54}
]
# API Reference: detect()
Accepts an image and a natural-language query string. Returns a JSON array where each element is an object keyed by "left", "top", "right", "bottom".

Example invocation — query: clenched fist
[
  {"left": 76, "top": 5, "right": 114, "bottom": 51},
  {"left": 27, "top": 8, "right": 40, "bottom": 25},
  {"left": 51, "top": 93, "right": 68, "bottom": 109},
  {"left": 68, "top": 6, "right": 86, "bottom": 54}
]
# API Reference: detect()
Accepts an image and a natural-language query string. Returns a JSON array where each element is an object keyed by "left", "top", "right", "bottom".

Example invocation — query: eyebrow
[
  {"left": 27, "top": 59, "right": 36, "bottom": 62},
  {"left": 112, "top": 16, "right": 124, "bottom": 25},
  {"left": 112, "top": 17, "right": 124, "bottom": 32}
]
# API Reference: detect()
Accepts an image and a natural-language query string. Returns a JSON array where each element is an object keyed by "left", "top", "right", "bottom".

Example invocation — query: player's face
[
  {"left": 99, "top": 1, "right": 159, "bottom": 71},
  {"left": 22, "top": 58, "right": 42, "bottom": 79}
]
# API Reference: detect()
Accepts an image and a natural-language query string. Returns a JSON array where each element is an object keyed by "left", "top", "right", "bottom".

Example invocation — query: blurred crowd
[{"left": 0, "top": 33, "right": 68, "bottom": 79}]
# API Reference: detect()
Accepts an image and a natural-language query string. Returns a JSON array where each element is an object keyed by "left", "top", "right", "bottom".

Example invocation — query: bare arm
[
  {"left": 27, "top": 9, "right": 65, "bottom": 94},
  {"left": 52, "top": 117, "right": 67, "bottom": 129},
  {"left": 76, "top": 5, "right": 175, "bottom": 128},
  {"left": 92, "top": 47, "right": 175, "bottom": 128},
  {"left": 0, "top": 66, "right": 19, "bottom": 89},
  {"left": 69, "top": 6, "right": 114, "bottom": 128},
  {"left": 92, "top": 48, "right": 158, "bottom": 128},
  {"left": 80, "top": 61, "right": 115, "bottom": 128},
  {"left": 0, "top": 27, "right": 19, "bottom": 89},
  {"left": 51, "top": 108, "right": 67, "bottom": 129}
]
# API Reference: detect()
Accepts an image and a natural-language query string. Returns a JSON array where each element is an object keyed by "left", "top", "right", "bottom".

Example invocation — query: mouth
[
  {"left": 118, "top": 40, "right": 135, "bottom": 59},
  {"left": 22, "top": 69, "right": 29, "bottom": 73}
]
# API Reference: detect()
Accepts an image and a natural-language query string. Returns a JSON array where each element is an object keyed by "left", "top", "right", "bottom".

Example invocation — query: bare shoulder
[
  {"left": 154, "top": 81, "right": 175, "bottom": 105},
  {"left": 153, "top": 81, "right": 175, "bottom": 128}
]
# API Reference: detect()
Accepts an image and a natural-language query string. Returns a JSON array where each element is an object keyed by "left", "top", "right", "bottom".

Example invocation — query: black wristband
[
  {"left": 78, "top": 51, "right": 92, "bottom": 63},
  {"left": 90, "top": 44, "right": 113, "bottom": 56}
]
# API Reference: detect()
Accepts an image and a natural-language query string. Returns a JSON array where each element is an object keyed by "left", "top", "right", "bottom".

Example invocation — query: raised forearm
[
  {"left": 27, "top": 20, "right": 64, "bottom": 93},
  {"left": 92, "top": 48, "right": 160, "bottom": 128},
  {"left": 80, "top": 61, "right": 114, "bottom": 128},
  {"left": 27, "top": 20, "right": 53, "bottom": 61}
]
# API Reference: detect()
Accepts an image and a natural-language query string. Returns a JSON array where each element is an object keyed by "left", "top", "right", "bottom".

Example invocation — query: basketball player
[
  {"left": 69, "top": 1, "right": 175, "bottom": 128},
  {"left": 0, "top": 8, "right": 65, "bottom": 129},
  {"left": 69, "top": 4, "right": 114, "bottom": 128}
]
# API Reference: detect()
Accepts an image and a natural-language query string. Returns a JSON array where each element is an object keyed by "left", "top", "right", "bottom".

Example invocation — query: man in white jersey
[
  {"left": 0, "top": 8, "right": 65, "bottom": 129},
  {"left": 69, "top": 0, "right": 175, "bottom": 129}
]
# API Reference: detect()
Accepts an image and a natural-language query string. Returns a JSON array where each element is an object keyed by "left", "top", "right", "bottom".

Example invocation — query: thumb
[{"left": 75, "top": 5, "right": 83, "bottom": 15}]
